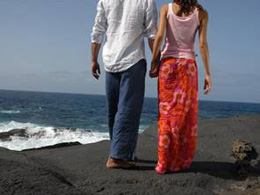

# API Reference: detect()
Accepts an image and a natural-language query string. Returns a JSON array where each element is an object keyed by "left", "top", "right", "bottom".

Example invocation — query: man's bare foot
[{"left": 106, "top": 157, "right": 134, "bottom": 169}]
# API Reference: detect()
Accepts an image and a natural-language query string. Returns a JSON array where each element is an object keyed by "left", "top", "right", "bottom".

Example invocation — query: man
[{"left": 91, "top": 0, "right": 157, "bottom": 168}]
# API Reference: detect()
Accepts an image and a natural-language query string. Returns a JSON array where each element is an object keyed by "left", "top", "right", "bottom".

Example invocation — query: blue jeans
[{"left": 106, "top": 59, "right": 146, "bottom": 160}]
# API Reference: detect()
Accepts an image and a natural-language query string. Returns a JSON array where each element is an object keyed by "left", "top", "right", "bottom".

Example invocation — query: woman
[{"left": 150, "top": 0, "right": 211, "bottom": 174}]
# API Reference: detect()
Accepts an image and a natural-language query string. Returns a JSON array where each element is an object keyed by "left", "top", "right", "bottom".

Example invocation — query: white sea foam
[
  {"left": 139, "top": 125, "right": 149, "bottom": 133},
  {"left": 0, "top": 121, "right": 39, "bottom": 133},
  {"left": 0, "top": 110, "right": 21, "bottom": 114},
  {"left": 0, "top": 121, "right": 109, "bottom": 151}
]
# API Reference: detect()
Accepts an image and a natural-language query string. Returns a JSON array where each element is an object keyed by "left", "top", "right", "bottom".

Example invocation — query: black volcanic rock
[
  {"left": 22, "top": 142, "right": 82, "bottom": 151},
  {"left": 0, "top": 128, "right": 28, "bottom": 141},
  {"left": 0, "top": 114, "right": 260, "bottom": 195}
]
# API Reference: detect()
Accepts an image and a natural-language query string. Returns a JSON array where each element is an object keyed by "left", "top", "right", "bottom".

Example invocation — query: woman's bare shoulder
[
  {"left": 160, "top": 4, "right": 168, "bottom": 13},
  {"left": 199, "top": 8, "right": 208, "bottom": 21}
]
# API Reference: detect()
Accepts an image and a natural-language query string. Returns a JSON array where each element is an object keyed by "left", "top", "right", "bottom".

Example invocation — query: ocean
[{"left": 0, "top": 89, "right": 259, "bottom": 151}]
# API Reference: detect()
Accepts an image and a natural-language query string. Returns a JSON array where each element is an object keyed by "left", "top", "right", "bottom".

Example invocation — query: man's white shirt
[{"left": 91, "top": 0, "right": 157, "bottom": 72}]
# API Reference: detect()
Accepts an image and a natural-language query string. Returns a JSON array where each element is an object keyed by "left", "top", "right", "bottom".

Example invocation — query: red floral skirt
[{"left": 156, "top": 57, "right": 198, "bottom": 174}]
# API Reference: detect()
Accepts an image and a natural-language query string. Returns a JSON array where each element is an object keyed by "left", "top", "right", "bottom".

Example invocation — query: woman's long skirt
[{"left": 156, "top": 57, "right": 198, "bottom": 174}]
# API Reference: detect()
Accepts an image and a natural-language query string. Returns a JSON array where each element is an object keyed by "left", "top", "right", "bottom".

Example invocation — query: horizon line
[{"left": 0, "top": 88, "right": 259, "bottom": 105}]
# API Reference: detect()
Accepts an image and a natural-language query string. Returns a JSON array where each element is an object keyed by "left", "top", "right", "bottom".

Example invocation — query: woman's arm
[
  {"left": 149, "top": 4, "right": 168, "bottom": 78},
  {"left": 199, "top": 9, "right": 211, "bottom": 94}
]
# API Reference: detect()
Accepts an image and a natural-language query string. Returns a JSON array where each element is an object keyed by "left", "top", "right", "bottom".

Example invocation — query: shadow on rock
[
  {"left": 131, "top": 160, "right": 260, "bottom": 181},
  {"left": 187, "top": 161, "right": 260, "bottom": 180}
]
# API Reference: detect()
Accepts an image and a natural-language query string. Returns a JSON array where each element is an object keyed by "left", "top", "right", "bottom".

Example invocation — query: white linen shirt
[{"left": 91, "top": 0, "right": 157, "bottom": 72}]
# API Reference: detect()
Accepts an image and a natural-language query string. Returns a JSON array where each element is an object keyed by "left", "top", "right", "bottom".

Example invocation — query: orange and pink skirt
[{"left": 156, "top": 57, "right": 198, "bottom": 174}]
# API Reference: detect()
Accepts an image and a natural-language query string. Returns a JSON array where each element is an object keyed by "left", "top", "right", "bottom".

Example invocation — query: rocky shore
[{"left": 0, "top": 114, "right": 260, "bottom": 195}]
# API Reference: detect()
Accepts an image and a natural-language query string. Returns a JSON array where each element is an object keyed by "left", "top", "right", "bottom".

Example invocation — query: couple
[{"left": 91, "top": 0, "right": 211, "bottom": 174}]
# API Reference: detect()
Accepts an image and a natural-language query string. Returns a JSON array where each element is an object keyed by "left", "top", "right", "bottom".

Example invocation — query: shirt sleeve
[
  {"left": 91, "top": 0, "right": 107, "bottom": 44},
  {"left": 143, "top": 0, "right": 158, "bottom": 39}
]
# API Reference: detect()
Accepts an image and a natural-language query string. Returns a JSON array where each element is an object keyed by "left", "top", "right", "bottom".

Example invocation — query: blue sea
[{"left": 0, "top": 89, "right": 259, "bottom": 151}]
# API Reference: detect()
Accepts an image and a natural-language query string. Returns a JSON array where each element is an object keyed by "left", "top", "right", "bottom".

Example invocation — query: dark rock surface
[
  {"left": 0, "top": 114, "right": 260, "bottom": 195},
  {"left": 0, "top": 127, "right": 92, "bottom": 142},
  {"left": 0, "top": 128, "right": 28, "bottom": 141},
  {"left": 22, "top": 142, "right": 82, "bottom": 151}
]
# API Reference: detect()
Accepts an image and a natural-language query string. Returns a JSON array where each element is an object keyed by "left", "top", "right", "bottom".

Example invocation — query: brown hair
[{"left": 174, "top": 0, "right": 204, "bottom": 14}]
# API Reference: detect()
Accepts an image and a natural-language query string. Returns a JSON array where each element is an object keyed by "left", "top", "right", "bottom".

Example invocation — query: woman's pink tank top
[{"left": 161, "top": 3, "right": 200, "bottom": 59}]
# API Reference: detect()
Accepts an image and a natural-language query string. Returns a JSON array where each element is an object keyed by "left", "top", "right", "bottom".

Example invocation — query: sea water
[{"left": 0, "top": 89, "right": 259, "bottom": 151}]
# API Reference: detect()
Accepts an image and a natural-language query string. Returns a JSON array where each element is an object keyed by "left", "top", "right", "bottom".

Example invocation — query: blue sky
[{"left": 0, "top": 0, "right": 259, "bottom": 103}]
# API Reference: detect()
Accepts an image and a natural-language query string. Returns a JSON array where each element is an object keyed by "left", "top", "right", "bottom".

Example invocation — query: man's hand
[
  {"left": 91, "top": 43, "right": 101, "bottom": 80},
  {"left": 91, "top": 61, "right": 101, "bottom": 80}
]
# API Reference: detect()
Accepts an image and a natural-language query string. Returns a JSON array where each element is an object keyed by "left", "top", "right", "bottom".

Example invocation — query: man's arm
[
  {"left": 91, "top": 0, "right": 107, "bottom": 80},
  {"left": 91, "top": 43, "right": 101, "bottom": 80},
  {"left": 144, "top": 0, "right": 158, "bottom": 50},
  {"left": 148, "top": 38, "right": 154, "bottom": 52}
]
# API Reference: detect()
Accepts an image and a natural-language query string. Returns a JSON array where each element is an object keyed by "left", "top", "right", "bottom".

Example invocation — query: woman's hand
[
  {"left": 149, "top": 62, "right": 159, "bottom": 78},
  {"left": 204, "top": 74, "right": 211, "bottom": 94}
]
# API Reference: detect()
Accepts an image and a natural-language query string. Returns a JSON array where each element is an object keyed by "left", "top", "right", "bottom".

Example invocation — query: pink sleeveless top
[{"left": 161, "top": 3, "right": 200, "bottom": 59}]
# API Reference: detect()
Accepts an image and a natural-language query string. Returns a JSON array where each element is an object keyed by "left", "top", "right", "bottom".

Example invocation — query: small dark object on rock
[
  {"left": 127, "top": 179, "right": 139, "bottom": 184},
  {"left": 231, "top": 140, "right": 258, "bottom": 177}
]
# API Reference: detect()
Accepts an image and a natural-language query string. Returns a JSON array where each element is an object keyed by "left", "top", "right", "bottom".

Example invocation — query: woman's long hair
[{"left": 174, "top": 0, "right": 204, "bottom": 14}]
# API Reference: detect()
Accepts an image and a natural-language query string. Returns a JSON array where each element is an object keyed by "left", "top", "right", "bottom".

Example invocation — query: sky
[{"left": 0, "top": 0, "right": 259, "bottom": 103}]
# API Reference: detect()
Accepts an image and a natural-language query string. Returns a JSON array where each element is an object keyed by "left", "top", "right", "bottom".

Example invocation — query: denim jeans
[{"left": 106, "top": 59, "right": 146, "bottom": 160}]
